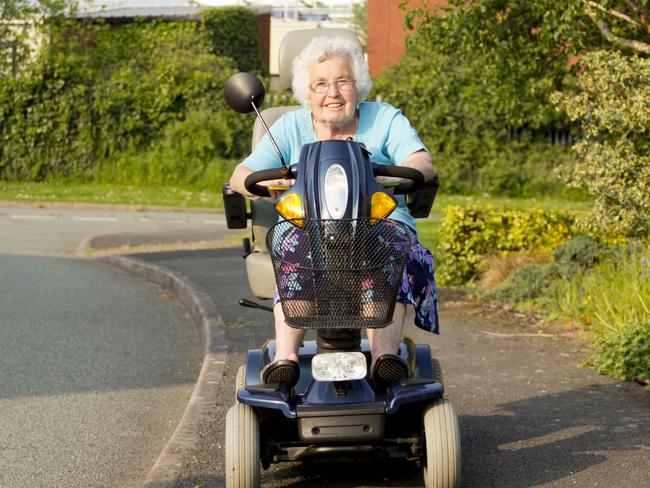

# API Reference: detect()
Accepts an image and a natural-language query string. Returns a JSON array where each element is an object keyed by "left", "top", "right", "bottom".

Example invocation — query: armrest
[
  {"left": 222, "top": 183, "right": 249, "bottom": 229},
  {"left": 407, "top": 175, "right": 440, "bottom": 219}
]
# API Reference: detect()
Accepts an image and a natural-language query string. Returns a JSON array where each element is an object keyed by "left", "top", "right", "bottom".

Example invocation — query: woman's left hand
[{"left": 375, "top": 175, "right": 402, "bottom": 194}]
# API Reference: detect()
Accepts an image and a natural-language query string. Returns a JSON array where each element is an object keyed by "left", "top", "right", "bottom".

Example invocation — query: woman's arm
[
  {"left": 229, "top": 164, "right": 258, "bottom": 200},
  {"left": 402, "top": 149, "right": 435, "bottom": 182}
]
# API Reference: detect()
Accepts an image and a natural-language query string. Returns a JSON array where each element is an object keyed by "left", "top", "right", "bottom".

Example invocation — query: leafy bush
[
  {"left": 202, "top": 6, "right": 266, "bottom": 74},
  {"left": 587, "top": 321, "right": 650, "bottom": 384},
  {"left": 552, "top": 51, "right": 650, "bottom": 239},
  {"left": 97, "top": 110, "right": 242, "bottom": 189},
  {"left": 552, "top": 235, "right": 611, "bottom": 278},
  {"left": 372, "top": 49, "right": 576, "bottom": 197},
  {"left": 370, "top": 1, "right": 588, "bottom": 197},
  {"left": 0, "top": 15, "right": 251, "bottom": 183},
  {"left": 437, "top": 205, "right": 577, "bottom": 284},
  {"left": 484, "top": 263, "right": 559, "bottom": 302},
  {"left": 482, "top": 236, "right": 610, "bottom": 302}
]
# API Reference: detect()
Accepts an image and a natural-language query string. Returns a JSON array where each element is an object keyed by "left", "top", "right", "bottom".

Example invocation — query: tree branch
[
  {"left": 586, "top": 0, "right": 650, "bottom": 35},
  {"left": 592, "top": 16, "right": 650, "bottom": 54}
]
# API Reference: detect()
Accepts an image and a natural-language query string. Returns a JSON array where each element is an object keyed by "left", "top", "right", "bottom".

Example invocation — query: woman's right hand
[{"left": 229, "top": 165, "right": 293, "bottom": 200}]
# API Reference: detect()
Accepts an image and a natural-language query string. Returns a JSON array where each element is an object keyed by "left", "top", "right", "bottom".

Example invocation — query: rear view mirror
[{"left": 224, "top": 72, "right": 265, "bottom": 113}]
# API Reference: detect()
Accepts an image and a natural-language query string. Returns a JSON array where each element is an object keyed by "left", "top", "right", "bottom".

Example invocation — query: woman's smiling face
[{"left": 308, "top": 55, "right": 359, "bottom": 129}]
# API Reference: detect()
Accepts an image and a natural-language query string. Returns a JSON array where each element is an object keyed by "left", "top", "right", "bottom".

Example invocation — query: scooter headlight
[
  {"left": 324, "top": 164, "right": 348, "bottom": 219},
  {"left": 312, "top": 352, "right": 367, "bottom": 382}
]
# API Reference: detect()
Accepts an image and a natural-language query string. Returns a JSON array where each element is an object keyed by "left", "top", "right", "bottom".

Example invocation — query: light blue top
[{"left": 239, "top": 101, "right": 428, "bottom": 232}]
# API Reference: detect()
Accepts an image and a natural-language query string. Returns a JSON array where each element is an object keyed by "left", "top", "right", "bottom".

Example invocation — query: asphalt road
[
  {"left": 5, "top": 205, "right": 647, "bottom": 487},
  {"left": 0, "top": 206, "right": 218, "bottom": 487},
  {"left": 127, "top": 246, "right": 650, "bottom": 488}
]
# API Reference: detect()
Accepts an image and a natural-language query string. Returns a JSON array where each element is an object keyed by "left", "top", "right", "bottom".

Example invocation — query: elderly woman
[{"left": 229, "top": 36, "right": 439, "bottom": 390}]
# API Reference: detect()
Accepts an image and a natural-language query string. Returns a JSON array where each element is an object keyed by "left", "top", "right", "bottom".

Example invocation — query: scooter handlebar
[
  {"left": 243, "top": 164, "right": 425, "bottom": 198},
  {"left": 244, "top": 168, "right": 292, "bottom": 197},
  {"left": 372, "top": 164, "right": 425, "bottom": 195}
]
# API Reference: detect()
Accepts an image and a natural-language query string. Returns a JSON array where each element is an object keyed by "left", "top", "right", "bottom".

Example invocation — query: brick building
[{"left": 367, "top": 0, "right": 447, "bottom": 76}]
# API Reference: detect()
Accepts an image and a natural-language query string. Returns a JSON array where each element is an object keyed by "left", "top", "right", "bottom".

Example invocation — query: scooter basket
[{"left": 267, "top": 219, "right": 414, "bottom": 329}]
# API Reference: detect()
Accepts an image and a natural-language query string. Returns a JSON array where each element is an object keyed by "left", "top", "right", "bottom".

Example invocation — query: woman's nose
[{"left": 326, "top": 82, "right": 342, "bottom": 95}]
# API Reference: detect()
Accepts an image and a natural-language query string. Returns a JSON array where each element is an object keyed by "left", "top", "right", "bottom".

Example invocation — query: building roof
[
  {"left": 75, "top": 5, "right": 272, "bottom": 23},
  {"left": 75, "top": 7, "right": 204, "bottom": 21}
]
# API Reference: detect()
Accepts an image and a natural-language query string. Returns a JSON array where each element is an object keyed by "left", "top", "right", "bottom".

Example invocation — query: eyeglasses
[{"left": 310, "top": 78, "right": 355, "bottom": 94}]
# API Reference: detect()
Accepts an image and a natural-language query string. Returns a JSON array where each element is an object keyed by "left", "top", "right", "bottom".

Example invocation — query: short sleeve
[
  {"left": 239, "top": 119, "right": 289, "bottom": 172},
  {"left": 382, "top": 108, "right": 428, "bottom": 165}
]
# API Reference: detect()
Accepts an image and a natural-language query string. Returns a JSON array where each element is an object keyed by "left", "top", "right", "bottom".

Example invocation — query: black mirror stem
[{"left": 250, "top": 100, "right": 289, "bottom": 173}]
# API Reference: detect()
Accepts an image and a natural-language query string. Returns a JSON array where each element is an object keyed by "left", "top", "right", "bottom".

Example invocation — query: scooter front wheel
[
  {"left": 235, "top": 365, "right": 246, "bottom": 402},
  {"left": 423, "top": 397, "right": 461, "bottom": 488},
  {"left": 225, "top": 403, "right": 260, "bottom": 487}
]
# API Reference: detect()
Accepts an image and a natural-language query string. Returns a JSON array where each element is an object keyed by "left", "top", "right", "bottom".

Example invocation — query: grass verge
[{"left": 0, "top": 182, "right": 221, "bottom": 209}]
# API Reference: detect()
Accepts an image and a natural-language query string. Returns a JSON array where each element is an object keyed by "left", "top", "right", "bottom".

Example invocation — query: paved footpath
[{"left": 93, "top": 233, "right": 649, "bottom": 488}]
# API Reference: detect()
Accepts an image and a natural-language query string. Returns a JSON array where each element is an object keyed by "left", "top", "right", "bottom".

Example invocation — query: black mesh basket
[{"left": 267, "top": 219, "right": 414, "bottom": 329}]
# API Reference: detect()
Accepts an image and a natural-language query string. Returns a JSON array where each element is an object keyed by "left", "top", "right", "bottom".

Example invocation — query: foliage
[
  {"left": 202, "top": 6, "right": 266, "bottom": 74},
  {"left": 587, "top": 320, "right": 650, "bottom": 383},
  {"left": 97, "top": 110, "right": 241, "bottom": 189},
  {"left": 350, "top": 0, "right": 367, "bottom": 47},
  {"left": 485, "top": 263, "right": 558, "bottom": 302},
  {"left": 552, "top": 234, "right": 611, "bottom": 276},
  {"left": 552, "top": 50, "right": 650, "bottom": 239},
  {"left": 372, "top": 1, "right": 591, "bottom": 196},
  {"left": 374, "top": 1, "right": 650, "bottom": 196},
  {"left": 437, "top": 205, "right": 578, "bottom": 284},
  {"left": 545, "top": 243, "right": 650, "bottom": 383},
  {"left": 482, "top": 235, "right": 610, "bottom": 301},
  {"left": 0, "top": 13, "right": 253, "bottom": 183}
]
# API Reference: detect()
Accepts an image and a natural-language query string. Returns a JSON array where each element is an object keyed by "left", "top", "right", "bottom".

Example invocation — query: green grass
[
  {"left": 1, "top": 181, "right": 592, "bottom": 214},
  {"left": 0, "top": 182, "right": 222, "bottom": 209}
]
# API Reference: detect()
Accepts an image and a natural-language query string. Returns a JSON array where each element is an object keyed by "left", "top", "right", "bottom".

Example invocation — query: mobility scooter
[{"left": 222, "top": 29, "right": 461, "bottom": 488}]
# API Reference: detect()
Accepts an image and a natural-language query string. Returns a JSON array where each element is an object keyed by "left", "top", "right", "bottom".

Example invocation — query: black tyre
[
  {"left": 423, "top": 398, "right": 461, "bottom": 488},
  {"left": 225, "top": 403, "right": 260, "bottom": 487},
  {"left": 431, "top": 357, "right": 444, "bottom": 384}
]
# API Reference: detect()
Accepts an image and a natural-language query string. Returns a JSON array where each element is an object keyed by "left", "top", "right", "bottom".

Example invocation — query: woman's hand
[
  {"left": 259, "top": 178, "right": 296, "bottom": 199},
  {"left": 375, "top": 175, "right": 402, "bottom": 194},
  {"left": 230, "top": 166, "right": 294, "bottom": 200}
]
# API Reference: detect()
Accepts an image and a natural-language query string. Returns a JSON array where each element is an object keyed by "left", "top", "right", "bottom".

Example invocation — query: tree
[
  {"left": 350, "top": 0, "right": 367, "bottom": 48},
  {"left": 391, "top": 1, "right": 649, "bottom": 235}
]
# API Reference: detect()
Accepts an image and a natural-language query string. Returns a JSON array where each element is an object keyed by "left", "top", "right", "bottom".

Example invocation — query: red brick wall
[{"left": 367, "top": 0, "right": 447, "bottom": 76}]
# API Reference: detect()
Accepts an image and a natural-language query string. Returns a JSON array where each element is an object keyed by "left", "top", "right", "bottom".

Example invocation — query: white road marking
[
  {"left": 10, "top": 214, "right": 54, "bottom": 220},
  {"left": 73, "top": 216, "right": 118, "bottom": 222},
  {"left": 203, "top": 220, "right": 225, "bottom": 225}
]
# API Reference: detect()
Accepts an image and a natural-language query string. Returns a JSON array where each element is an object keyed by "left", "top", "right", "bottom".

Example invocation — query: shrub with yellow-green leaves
[
  {"left": 437, "top": 205, "right": 578, "bottom": 284},
  {"left": 552, "top": 51, "right": 650, "bottom": 239}
]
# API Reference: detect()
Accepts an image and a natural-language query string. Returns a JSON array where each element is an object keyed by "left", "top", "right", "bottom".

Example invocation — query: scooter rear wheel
[
  {"left": 423, "top": 397, "right": 461, "bottom": 488},
  {"left": 225, "top": 403, "right": 260, "bottom": 488},
  {"left": 431, "top": 357, "right": 444, "bottom": 384}
]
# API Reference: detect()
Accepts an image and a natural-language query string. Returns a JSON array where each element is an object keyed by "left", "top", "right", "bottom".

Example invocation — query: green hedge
[
  {"left": 437, "top": 205, "right": 578, "bottom": 284},
  {"left": 0, "top": 10, "right": 260, "bottom": 184},
  {"left": 202, "top": 7, "right": 266, "bottom": 75}
]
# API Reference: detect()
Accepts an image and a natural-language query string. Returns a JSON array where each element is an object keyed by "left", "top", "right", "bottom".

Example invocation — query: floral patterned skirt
[{"left": 271, "top": 224, "right": 439, "bottom": 333}]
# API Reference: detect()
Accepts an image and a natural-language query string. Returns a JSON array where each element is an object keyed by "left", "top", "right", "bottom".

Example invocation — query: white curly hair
[{"left": 291, "top": 36, "right": 372, "bottom": 108}]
